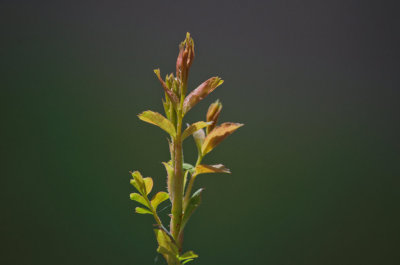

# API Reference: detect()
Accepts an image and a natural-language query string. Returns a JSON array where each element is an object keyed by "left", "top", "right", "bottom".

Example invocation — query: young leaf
[
  {"left": 183, "top": 170, "right": 190, "bottom": 191},
  {"left": 182, "top": 121, "right": 212, "bottom": 140},
  {"left": 135, "top": 207, "right": 153, "bottom": 215},
  {"left": 130, "top": 193, "right": 149, "bottom": 207},
  {"left": 130, "top": 171, "right": 145, "bottom": 193},
  {"left": 154, "top": 229, "right": 179, "bottom": 258},
  {"left": 192, "top": 128, "right": 205, "bottom": 154},
  {"left": 151, "top": 191, "right": 169, "bottom": 210},
  {"left": 179, "top": 250, "right": 199, "bottom": 260},
  {"left": 201, "top": 122, "right": 244, "bottom": 155},
  {"left": 183, "top": 163, "right": 195, "bottom": 173},
  {"left": 206, "top": 99, "right": 222, "bottom": 134},
  {"left": 182, "top": 77, "right": 224, "bottom": 114},
  {"left": 130, "top": 179, "right": 141, "bottom": 193},
  {"left": 162, "top": 98, "right": 170, "bottom": 120},
  {"left": 131, "top": 170, "right": 144, "bottom": 183},
  {"left": 138, "top": 110, "right": 176, "bottom": 137},
  {"left": 182, "top": 188, "right": 203, "bottom": 229},
  {"left": 195, "top": 164, "right": 231, "bottom": 175},
  {"left": 143, "top": 177, "right": 153, "bottom": 195},
  {"left": 154, "top": 69, "right": 179, "bottom": 105},
  {"left": 183, "top": 163, "right": 195, "bottom": 189},
  {"left": 157, "top": 246, "right": 177, "bottom": 260},
  {"left": 182, "top": 259, "right": 195, "bottom": 264},
  {"left": 162, "top": 162, "right": 174, "bottom": 201}
]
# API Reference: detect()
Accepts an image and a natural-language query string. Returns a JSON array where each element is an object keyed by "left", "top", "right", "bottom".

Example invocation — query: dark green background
[{"left": 1, "top": 1, "right": 399, "bottom": 264}]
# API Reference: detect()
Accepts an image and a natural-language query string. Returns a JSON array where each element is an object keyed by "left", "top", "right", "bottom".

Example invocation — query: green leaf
[
  {"left": 162, "top": 162, "right": 174, "bottom": 201},
  {"left": 182, "top": 188, "right": 203, "bottom": 229},
  {"left": 183, "top": 170, "right": 190, "bottom": 192},
  {"left": 179, "top": 251, "right": 199, "bottom": 261},
  {"left": 138, "top": 110, "right": 176, "bottom": 137},
  {"left": 183, "top": 77, "right": 224, "bottom": 114},
  {"left": 195, "top": 164, "right": 231, "bottom": 175},
  {"left": 183, "top": 163, "right": 195, "bottom": 173},
  {"left": 130, "top": 193, "right": 149, "bottom": 207},
  {"left": 182, "top": 121, "right": 212, "bottom": 140},
  {"left": 182, "top": 259, "right": 194, "bottom": 264},
  {"left": 201, "top": 122, "right": 244, "bottom": 155},
  {"left": 183, "top": 163, "right": 195, "bottom": 189},
  {"left": 131, "top": 170, "right": 144, "bottom": 183},
  {"left": 130, "top": 171, "right": 145, "bottom": 193},
  {"left": 135, "top": 207, "right": 153, "bottom": 215},
  {"left": 151, "top": 191, "right": 169, "bottom": 210},
  {"left": 154, "top": 229, "right": 179, "bottom": 257},
  {"left": 157, "top": 246, "right": 176, "bottom": 259},
  {"left": 143, "top": 177, "right": 153, "bottom": 195},
  {"left": 129, "top": 179, "right": 141, "bottom": 192},
  {"left": 192, "top": 128, "right": 205, "bottom": 154},
  {"left": 162, "top": 98, "right": 170, "bottom": 120}
]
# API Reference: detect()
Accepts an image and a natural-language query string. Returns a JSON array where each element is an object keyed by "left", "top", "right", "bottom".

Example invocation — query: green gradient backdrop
[{"left": 1, "top": 1, "right": 399, "bottom": 264}]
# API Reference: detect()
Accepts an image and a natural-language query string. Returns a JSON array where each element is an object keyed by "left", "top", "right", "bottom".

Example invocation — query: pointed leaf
[
  {"left": 183, "top": 163, "right": 195, "bottom": 172},
  {"left": 201, "top": 122, "right": 244, "bottom": 155},
  {"left": 195, "top": 164, "right": 231, "bottom": 175},
  {"left": 206, "top": 99, "right": 222, "bottom": 134},
  {"left": 143, "top": 177, "right": 153, "bottom": 195},
  {"left": 182, "top": 188, "right": 203, "bottom": 229},
  {"left": 162, "top": 162, "right": 174, "bottom": 201},
  {"left": 138, "top": 110, "right": 176, "bottom": 137},
  {"left": 154, "top": 229, "right": 179, "bottom": 255},
  {"left": 135, "top": 207, "right": 153, "bottom": 215},
  {"left": 130, "top": 193, "right": 149, "bottom": 207},
  {"left": 130, "top": 171, "right": 145, "bottom": 193},
  {"left": 151, "top": 191, "right": 169, "bottom": 210},
  {"left": 192, "top": 128, "right": 205, "bottom": 154},
  {"left": 154, "top": 69, "right": 179, "bottom": 105},
  {"left": 131, "top": 170, "right": 144, "bottom": 183},
  {"left": 179, "top": 251, "right": 199, "bottom": 260},
  {"left": 183, "top": 170, "right": 190, "bottom": 191},
  {"left": 182, "top": 259, "right": 195, "bottom": 264},
  {"left": 183, "top": 77, "right": 224, "bottom": 114},
  {"left": 162, "top": 98, "right": 170, "bottom": 120},
  {"left": 157, "top": 246, "right": 176, "bottom": 260},
  {"left": 182, "top": 121, "right": 213, "bottom": 140},
  {"left": 129, "top": 179, "right": 141, "bottom": 193}
]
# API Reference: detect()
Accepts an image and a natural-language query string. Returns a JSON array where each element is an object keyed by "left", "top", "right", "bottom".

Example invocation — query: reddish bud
[{"left": 176, "top": 32, "right": 195, "bottom": 88}]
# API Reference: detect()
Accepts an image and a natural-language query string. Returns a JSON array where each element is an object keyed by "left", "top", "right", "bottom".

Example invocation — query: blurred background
[{"left": 1, "top": 1, "right": 399, "bottom": 264}]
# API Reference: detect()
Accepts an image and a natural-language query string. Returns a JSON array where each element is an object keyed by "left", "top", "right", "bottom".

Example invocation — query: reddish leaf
[
  {"left": 206, "top": 100, "right": 222, "bottom": 134},
  {"left": 182, "top": 121, "right": 212, "bottom": 140},
  {"left": 182, "top": 77, "right": 224, "bottom": 114},
  {"left": 195, "top": 164, "right": 231, "bottom": 175},
  {"left": 154, "top": 69, "right": 179, "bottom": 105},
  {"left": 201, "top": 122, "right": 243, "bottom": 155}
]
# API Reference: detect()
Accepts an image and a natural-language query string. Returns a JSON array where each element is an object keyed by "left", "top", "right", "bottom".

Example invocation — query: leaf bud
[{"left": 176, "top": 32, "right": 195, "bottom": 92}]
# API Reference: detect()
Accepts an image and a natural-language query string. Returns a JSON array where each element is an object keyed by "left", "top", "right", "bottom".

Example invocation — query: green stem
[
  {"left": 170, "top": 111, "right": 184, "bottom": 246},
  {"left": 143, "top": 194, "right": 163, "bottom": 227},
  {"left": 183, "top": 154, "right": 203, "bottom": 209}
]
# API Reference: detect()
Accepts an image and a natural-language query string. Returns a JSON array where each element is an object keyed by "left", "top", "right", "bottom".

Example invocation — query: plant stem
[
  {"left": 170, "top": 110, "right": 184, "bottom": 247},
  {"left": 183, "top": 154, "right": 203, "bottom": 209}
]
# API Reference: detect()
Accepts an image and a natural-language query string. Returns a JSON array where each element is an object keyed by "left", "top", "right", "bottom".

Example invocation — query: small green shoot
[{"left": 129, "top": 33, "right": 243, "bottom": 265}]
